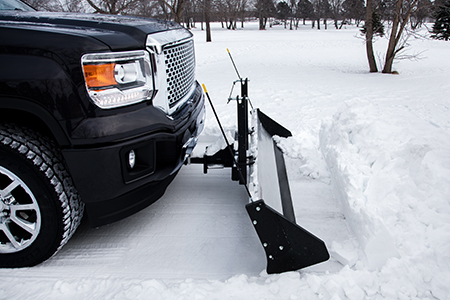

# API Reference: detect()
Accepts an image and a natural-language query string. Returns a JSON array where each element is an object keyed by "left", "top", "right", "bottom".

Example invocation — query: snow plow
[{"left": 189, "top": 74, "right": 330, "bottom": 274}]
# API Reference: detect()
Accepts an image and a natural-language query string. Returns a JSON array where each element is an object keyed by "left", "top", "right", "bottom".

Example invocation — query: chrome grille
[{"left": 164, "top": 40, "right": 195, "bottom": 108}]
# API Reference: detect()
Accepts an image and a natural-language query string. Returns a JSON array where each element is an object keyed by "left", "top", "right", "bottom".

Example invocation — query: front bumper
[{"left": 62, "top": 82, "right": 205, "bottom": 227}]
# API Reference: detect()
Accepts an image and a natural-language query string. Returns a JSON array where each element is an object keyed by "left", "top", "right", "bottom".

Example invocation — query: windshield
[{"left": 0, "top": 0, "right": 35, "bottom": 11}]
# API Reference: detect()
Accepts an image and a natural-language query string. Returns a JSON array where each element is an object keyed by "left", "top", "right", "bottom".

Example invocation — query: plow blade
[
  {"left": 248, "top": 109, "right": 330, "bottom": 274},
  {"left": 196, "top": 80, "right": 329, "bottom": 274}
]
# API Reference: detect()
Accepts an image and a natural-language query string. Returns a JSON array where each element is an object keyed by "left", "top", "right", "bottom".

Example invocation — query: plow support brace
[{"left": 246, "top": 200, "right": 330, "bottom": 274}]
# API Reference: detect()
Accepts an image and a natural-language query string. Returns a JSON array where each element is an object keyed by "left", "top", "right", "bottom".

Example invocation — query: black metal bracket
[
  {"left": 246, "top": 200, "right": 330, "bottom": 274},
  {"left": 190, "top": 79, "right": 251, "bottom": 184},
  {"left": 189, "top": 148, "right": 234, "bottom": 174}
]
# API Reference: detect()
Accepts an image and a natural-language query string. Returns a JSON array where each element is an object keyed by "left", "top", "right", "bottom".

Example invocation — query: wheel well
[{"left": 0, "top": 109, "right": 56, "bottom": 143}]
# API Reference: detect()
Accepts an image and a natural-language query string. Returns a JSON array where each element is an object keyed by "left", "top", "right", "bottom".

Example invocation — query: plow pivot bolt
[
  {"left": 256, "top": 207, "right": 260, "bottom": 211},
  {"left": 263, "top": 243, "right": 268, "bottom": 247},
  {"left": 279, "top": 246, "right": 284, "bottom": 250},
  {"left": 269, "top": 255, "right": 273, "bottom": 260},
  {"left": 253, "top": 220, "right": 257, "bottom": 225}
]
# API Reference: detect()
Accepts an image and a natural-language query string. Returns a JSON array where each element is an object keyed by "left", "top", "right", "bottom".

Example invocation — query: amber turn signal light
[{"left": 83, "top": 63, "right": 117, "bottom": 89}]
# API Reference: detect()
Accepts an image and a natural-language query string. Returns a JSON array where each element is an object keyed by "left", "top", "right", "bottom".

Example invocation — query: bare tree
[
  {"left": 382, "top": 0, "right": 419, "bottom": 73},
  {"left": 276, "top": 1, "right": 291, "bottom": 28},
  {"left": 410, "top": 0, "right": 432, "bottom": 29},
  {"left": 159, "top": 0, "right": 186, "bottom": 23},
  {"left": 289, "top": 0, "right": 298, "bottom": 29},
  {"left": 25, "top": 0, "right": 85, "bottom": 11},
  {"left": 329, "top": 0, "right": 344, "bottom": 28},
  {"left": 255, "top": 0, "right": 276, "bottom": 29},
  {"left": 225, "top": 0, "right": 239, "bottom": 29},
  {"left": 85, "top": 0, "right": 141, "bottom": 14},
  {"left": 342, "top": 0, "right": 365, "bottom": 25},
  {"left": 365, "top": 0, "right": 378, "bottom": 72},
  {"left": 312, "top": 0, "right": 331, "bottom": 29},
  {"left": 239, "top": 0, "right": 248, "bottom": 27},
  {"left": 297, "top": 0, "right": 315, "bottom": 25},
  {"left": 215, "top": 0, "right": 247, "bottom": 29},
  {"left": 132, "top": 0, "right": 164, "bottom": 18}
]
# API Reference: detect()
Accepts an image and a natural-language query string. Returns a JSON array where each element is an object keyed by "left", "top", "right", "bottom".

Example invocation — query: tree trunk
[
  {"left": 259, "top": 16, "right": 267, "bottom": 30},
  {"left": 206, "top": 20, "right": 211, "bottom": 42},
  {"left": 382, "top": 0, "right": 402, "bottom": 73},
  {"left": 382, "top": 0, "right": 418, "bottom": 73},
  {"left": 365, "top": 0, "right": 378, "bottom": 72},
  {"left": 205, "top": 0, "right": 211, "bottom": 42}
]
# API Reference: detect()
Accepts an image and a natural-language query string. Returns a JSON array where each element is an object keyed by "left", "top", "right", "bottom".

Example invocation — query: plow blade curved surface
[{"left": 248, "top": 109, "right": 330, "bottom": 274}]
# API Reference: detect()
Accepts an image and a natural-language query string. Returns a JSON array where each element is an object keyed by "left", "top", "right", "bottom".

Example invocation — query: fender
[
  {"left": 0, "top": 97, "right": 70, "bottom": 146},
  {"left": 0, "top": 51, "right": 87, "bottom": 147}
]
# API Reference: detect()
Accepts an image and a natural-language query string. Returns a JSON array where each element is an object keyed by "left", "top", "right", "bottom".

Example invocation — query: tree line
[
  {"left": 25, "top": 0, "right": 444, "bottom": 31},
  {"left": 26, "top": 0, "right": 449, "bottom": 71}
]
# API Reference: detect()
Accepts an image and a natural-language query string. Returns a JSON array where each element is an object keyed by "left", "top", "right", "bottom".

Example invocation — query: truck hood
[{"left": 0, "top": 11, "right": 187, "bottom": 50}]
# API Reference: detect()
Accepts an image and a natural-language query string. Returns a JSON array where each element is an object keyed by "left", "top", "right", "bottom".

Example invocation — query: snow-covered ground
[{"left": 1, "top": 21, "right": 449, "bottom": 299}]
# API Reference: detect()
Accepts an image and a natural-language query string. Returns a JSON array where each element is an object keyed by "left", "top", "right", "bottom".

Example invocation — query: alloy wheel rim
[{"left": 0, "top": 166, "right": 41, "bottom": 253}]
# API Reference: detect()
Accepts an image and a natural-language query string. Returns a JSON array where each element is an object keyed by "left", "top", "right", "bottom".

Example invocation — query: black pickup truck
[{"left": 0, "top": 0, "right": 205, "bottom": 267}]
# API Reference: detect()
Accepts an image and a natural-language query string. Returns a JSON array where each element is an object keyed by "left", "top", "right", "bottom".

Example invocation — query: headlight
[{"left": 82, "top": 50, "right": 153, "bottom": 109}]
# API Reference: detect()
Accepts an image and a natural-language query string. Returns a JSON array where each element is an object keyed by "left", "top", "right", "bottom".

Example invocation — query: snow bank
[{"left": 320, "top": 99, "right": 450, "bottom": 295}]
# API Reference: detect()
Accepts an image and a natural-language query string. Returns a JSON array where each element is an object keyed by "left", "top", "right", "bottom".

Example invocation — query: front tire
[{"left": 0, "top": 124, "right": 84, "bottom": 267}]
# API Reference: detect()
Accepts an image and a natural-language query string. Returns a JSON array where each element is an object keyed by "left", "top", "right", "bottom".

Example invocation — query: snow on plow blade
[{"left": 247, "top": 109, "right": 330, "bottom": 274}]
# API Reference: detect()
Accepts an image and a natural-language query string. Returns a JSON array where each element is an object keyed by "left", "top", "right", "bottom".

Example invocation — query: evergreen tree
[
  {"left": 361, "top": 11, "right": 385, "bottom": 37},
  {"left": 431, "top": 0, "right": 450, "bottom": 40}
]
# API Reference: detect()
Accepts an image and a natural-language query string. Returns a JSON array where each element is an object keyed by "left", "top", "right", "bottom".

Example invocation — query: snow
[{"left": 1, "top": 21, "right": 450, "bottom": 299}]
